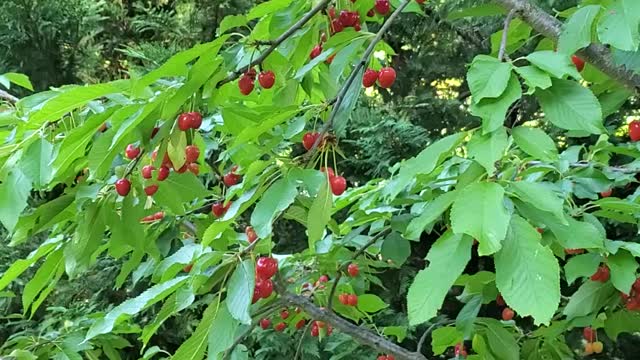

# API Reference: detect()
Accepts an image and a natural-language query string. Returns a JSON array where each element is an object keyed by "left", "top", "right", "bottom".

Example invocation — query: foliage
[{"left": 2, "top": 0, "right": 640, "bottom": 359}]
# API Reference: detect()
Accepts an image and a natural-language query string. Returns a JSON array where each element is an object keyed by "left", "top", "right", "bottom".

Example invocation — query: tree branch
[
  {"left": 498, "top": 10, "right": 517, "bottom": 62},
  {"left": 275, "top": 281, "right": 427, "bottom": 360},
  {"left": 305, "top": 0, "right": 413, "bottom": 158},
  {"left": 416, "top": 319, "right": 454, "bottom": 354},
  {"left": 0, "top": 89, "right": 19, "bottom": 103},
  {"left": 215, "top": 0, "right": 331, "bottom": 88},
  {"left": 494, "top": 0, "right": 640, "bottom": 91}
]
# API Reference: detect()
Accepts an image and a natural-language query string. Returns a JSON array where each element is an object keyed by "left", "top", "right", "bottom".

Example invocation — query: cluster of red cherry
[
  {"left": 238, "top": 68, "right": 275, "bottom": 95},
  {"left": 211, "top": 166, "right": 242, "bottom": 218},
  {"left": 362, "top": 67, "right": 396, "bottom": 89},
  {"left": 620, "top": 278, "right": 640, "bottom": 311},
  {"left": 454, "top": 343, "right": 467, "bottom": 358},
  {"left": 115, "top": 112, "right": 204, "bottom": 198},
  {"left": 582, "top": 327, "right": 604, "bottom": 355},
  {"left": 260, "top": 308, "right": 307, "bottom": 332},
  {"left": 495, "top": 294, "right": 515, "bottom": 321},
  {"left": 253, "top": 256, "right": 278, "bottom": 303}
]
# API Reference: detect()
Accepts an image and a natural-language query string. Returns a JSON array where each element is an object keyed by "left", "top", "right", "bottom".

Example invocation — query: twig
[
  {"left": 293, "top": 320, "right": 312, "bottom": 360},
  {"left": 216, "top": 0, "right": 331, "bottom": 88},
  {"left": 305, "top": 0, "right": 414, "bottom": 159},
  {"left": 0, "top": 89, "right": 18, "bottom": 103},
  {"left": 327, "top": 228, "right": 391, "bottom": 312},
  {"left": 274, "top": 279, "right": 427, "bottom": 360},
  {"left": 222, "top": 300, "right": 284, "bottom": 360},
  {"left": 415, "top": 319, "right": 454, "bottom": 353},
  {"left": 498, "top": 10, "right": 517, "bottom": 62}
]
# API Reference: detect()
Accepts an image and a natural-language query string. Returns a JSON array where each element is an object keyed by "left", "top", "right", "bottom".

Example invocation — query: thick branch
[
  {"left": 276, "top": 284, "right": 427, "bottom": 360},
  {"left": 216, "top": 0, "right": 331, "bottom": 88},
  {"left": 0, "top": 89, "right": 19, "bottom": 103},
  {"left": 494, "top": 0, "right": 640, "bottom": 90}
]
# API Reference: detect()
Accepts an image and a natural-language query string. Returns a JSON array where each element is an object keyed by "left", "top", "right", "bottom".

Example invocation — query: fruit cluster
[
  {"left": 338, "top": 293, "right": 358, "bottom": 306},
  {"left": 376, "top": 354, "right": 395, "bottom": 360},
  {"left": 362, "top": 67, "right": 396, "bottom": 89},
  {"left": 238, "top": 68, "right": 275, "bottom": 95},
  {"left": 139, "top": 211, "right": 164, "bottom": 223},
  {"left": 253, "top": 257, "right": 278, "bottom": 303},
  {"left": 211, "top": 166, "right": 242, "bottom": 218},
  {"left": 310, "top": 320, "right": 333, "bottom": 337},
  {"left": 495, "top": 293, "right": 516, "bottom": 321},
  {"left": 245, "top": 226, "right": 258, "bottom": 243},
  {"left": 582, "top": 327, "right": 604, "bottom": 355},
  {"left": 620, "top": 278, "right": 640, "bottom": 310},
  {"left": 454, "top": 343, "right": 468, "bottom": 358},
  {"left": 590, "top": 264, "right": 610, "bottom": 282}
]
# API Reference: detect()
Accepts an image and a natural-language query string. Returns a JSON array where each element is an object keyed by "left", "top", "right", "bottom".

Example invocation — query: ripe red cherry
[
  {"left": 142, "top": 165, "right": 155, "bottom": 179},
  {"left": 377, "top": 356, "right": 387, "bottom": 360},
  {"left": 415, "top": 0, "right": 425, "bottom": 3},
  {"left": 583, "top": 326, "right": 595, "bottom": 342},
  {"left": 311, "top": 325, "right": 319, "bottom": 337},
  {"left": 330, "top": 175, "right": 347, "bottom": 195},
  {"left": 536, "top": 227, "right": 544, "bottom": 234},
  {"left": 328, "top": 6, "right": 336, "bottom": 19},
  {"left": 362, "top": 69, "right": 379, "bottom": 87},
  {"left": 178, "top": 113, "right": 193, "bottom": 131},
  {"left": 256, "top": 278, "right": 274, "bottom": 299},
  {"left": 377, "top": 67, "right": 396, "bottom": 88},
  {"left": 339, "top": 294, "right": 349, "bottom": 305},
  {"left": 246, "top": 226, "right": 258, "bottom": 243},
  {"left": 591, "top": 265, "right": 610, "bottom": 282},
  {"left": 258, "top": 71, "right": 275, "bottom": 89},
  {"left": 187, "top": 163, "right": 199, "bottom": 175},
  {"left": 189, "top": 112, "right": 202, "bottom": 129},
  {"left": 375, "top": 0, "right": 390, "bottom": 15},
  {"left": 176, "top": 163, "right": 188, "bottom": 173},
  {"left": 318, "top": 275, "right": 329, "bottom": 283},
  {"left": 502, "top": 307, "right": 515, "bottom": 321},
  {"left": 260, "top": 318, "right": 271, "bottom": 330},
  {"left": 238, "top": 75, "right": 254, "bottom": 95},
  {"left": 630, "top": 120, "right": 640, "bottom": 141},
  {"left": 252, "top": 287, "right": 261, "bottom": 304},
  {"left": 565, "top": 248, "right": 585, "bottom": 255},
  {"left": 223, "top": 172, "right": 241, "bottom": 187},
  {"left": 454, "top": 343, "right": 467, "bottom": 357},
  {"left": 496, "top": 293, "right": 505, "bottom": 307},
  {"left": 295, "top": 319, "right": 306, "bottom": 330},
  {"left": 183, "top": 263, "right": 193, "bottom": 273},
  {"left": 386, "top": 356, "right": 395, "bottom": 360},
  {"left": 185, "top": 145, "right": 200, "bottom": 163},
  {"left": 321, "top": 167, "right": 335, "bottom": 178},
  {"left": 115, "top": 179, "right": 131, "bottom": 196},
  {"left": 125, "top": 144, "right": 140, "bottom": 159},
  {"left": 339, "top": 10, "right": 357, "bottom": 27},
  {"left": 310, "top": 44, "right": 322, "bottom": 59},
  {"left": 302, "top": 132, "right": 319, "bottom": 150},
  {"left": 162, "top": 153, "right": 173, "bottom": 168},
  {"left": 256, "top": 257, "right": 278, "bottom": 279},
  {"left": 600, "top": 189, "right": 613, "bottom": 198},
  {"left": 347, "top": 263, "right": 359, "bottom": 277},
  {"left": 280, "top": 309, "right": 289, "bottom": 320},
  {"left": 144, "top": 184, "right": 159, "bottom": 196},
  {"left": 274, "top": 322, "right": 286, "bottom": 332},
  {"left": 245, "top": 68, "right": 257, "bottom": 80},
  {"left": 347, "top": 294, "right": 358, "bottom": 306},
  {"left": 326, "top": 54, "right": 336, "bottom": 65},
  {"left": 330, "top": 19, "right": 344, "bottom": 34},
  {"left": 571, "top": 55, "right": 585, "bottom": 72},
  {"left": 212, "top": 202, "right": 226, "bottom": 218},
  {"left": 157, "top": 166, "right": 170, "bottom": 181}
]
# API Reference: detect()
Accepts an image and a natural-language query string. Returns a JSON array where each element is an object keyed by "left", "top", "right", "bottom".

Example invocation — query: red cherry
[
  {"left": 315, "top": 321, "right": 325, "bottom": 328},
  {"left": 144, "top": 184, "right": 159, "bottom": 196},
  {"left": 347, "top": 263, "right": 359, "bottom": 277},
  {"left": 330, "top": 175, "right": 347, "bottom": 195},
  {"left": 502, "top": 307, "right": 515, "bottom": 321},
  {"left": 318, "top": 275, "right": 329, "bottom": 283},
  {"left": 183, "top": 263, "right": 193, "bottom": 273},
  {"left": 162, "top": 153, "right": 173, "bottom": 168},
  {"left": 245, "top": 68, "right": 257, "bottom": 80},
  {"left": 187, "top": 163, "right": 199, "bottom": 175},
  {"left": 496, "top": 293, "right": 505, "bottom": 307},
  {"left": 565, "top": 248, "right": 585, "bottom": 255},
  {"left": 454, "top": 343, "right": 467, "bottom": 357},
  {"left": 362, "top": 69, "right": 379, "bottom": 87},
  {"left": 302, "top": 132, "right": 319, "bottom": 150},
  {"left": 600, "top": 189, "right": 613, "bottom": 198},
  {"left": 246, "top": 226, "right": 258, "bottom": 243},
  {"left": 386, "top": 356, "right": 395, "bottom": 360},
  {"left": 591, "top": 265, "right": 610, "bottom": 282},
  {"left": 142, "top": 165, "right": 155, "bottom": 179},
  {"left": 295, "top": 319, "right": 306, "bottom": 330},
  {"left": 212, "top": 202, "right": 226, "bottom": 218},
  {"left": 258, "top": 71, "right": 275, "bottom": 89},
  {"left": 536, "top": 227, "right": 544, "bottom": 234},
  {"left": 571, "top": 55, "right": 585, "bottom": 72},
  {"left": 176, "top": 163, "right": 188, "bottom": 173},
  {"left": 260, "top": 318, "right": 271, "bottom": 330},
  {"left": 354, "top": 23, "right": 361, "bottom": 31},
  {"left": 377, "top": 67, "right": 396, "bottom": 88},
  {"left": 328, "top": 7, "right": 336, "bottom": 19},
  {"left": 583, "top": 327, "right": 595, "bottom": 342},
  {"left": 153, "top": 211, "right": 164, "bottom": 220},
  {"left": 310, "top": 44, "right": 322, "bottom": 59},
  {"left": 325, "top": 54, "right": 336, "bottom": 65},
  {"left": 339, "top": 11, "right": 357, "bottom": 27},
  {"left": 157, "top": 166, "right": 170, "bottom": 181},
  {"left": 375, "top": 0, "right": 390, "bottom": 15},
  {"left": 150, "top": 127, "right": 159, "bottom": 139},
  {"left": 330, "top": 19, "right": 344, "bottom": 34},
  {"left": 185, "top": 145, "right": 200, "bottom": 163},
  {"left": 125, "top": 144, "right": 141, "bottom": 159},
  {"left": 320, "top": 32, "right": 327, "bottom": 42},
  {"left": 98, "top": 123, "right": 108, "bottom": 132},
  {"left": 115, "top": 179, "right": 131, "bottom": 196},
  {"left": 321, "top": 167, "right": 335, "bottom": 178},
  {"left": 311, "top": 325, "right": 319, "bottom": 337},
  {"left": 223, "top": 172, "right": 241, "bottom": 187},
  {"left": 178, "top": 113, "right": 193, "bottom": 131},
  {"left": 280, "top": 309, "right": 289, "bottom": 320},
  {"left": 256, "top": 278, "right": 274, "bottom": 299},
  {"left": 416, "top": 0, "right": 425, "bottom": 3},
  {"left": 377, "top": 356, "right": 387, "bottom": 360},
  {"left": 347, "top": 294, "right": 358, "bottom": 306},
  {"left": 274, "top": 322, "right": 286, "bottom": 332},
  {"left": 189, "top": 112, "right": 203, "bottom": 129},
  {"left": 339, "top": 293, "right": 349, "bottom": 305},
  {"left": 252, "top": 287, "right": 261, "bottom": 304},
  {"left": 256, "top": 257, "right": 278, "bottom": 279},
  {"left": 630, "top": 120, "right": 640, "bottom": 142},
  {"left": 367, "top": 9, "right": 375, "bottom": 17},
  {"left": 238, "top": 75, "right": 255, "bottom": 95},
  {"left": 326, "top": 324, "right": 333, "bottom": 335}
]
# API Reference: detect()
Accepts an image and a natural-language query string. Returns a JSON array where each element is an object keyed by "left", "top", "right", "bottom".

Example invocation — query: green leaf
[
  {"left": 511, "top": 126, "right": 559, "bottom": 161},
  {"left": 307, "top": 180, "right": 333, "bottom": 251},
  {"left": 20, "top": 138, "right": 53, "bottom": 189},
  {"left": 153, "top": 173, "right": 208, "bottom": 215},
  {"left": 451, "top": 182, "right": 510, "bottom": 256},
  {"left": 467, "top": 128, "right": 508, "bottom": 175},
  {"left": 431, "top": 327, "right": 464, "bottom": 355},
  {"left": 172, "top": 300, "right": 218, "bottom": 360},
  {"left": 604, "top": 310, "right": 640, "bottom": 340},
  {"left": 476, "top": 318, "right": 520, "bottom": 360},
  {"left": 0, "top": 169, "right": 31, "bottom": 232},
  {"left": 490, "top": 19, "right": 532, "bottom": 57},
  {"left": 384, "top": 132, "right": 466, "bottom": 200},
  {"left": 226, "top": 260, "right": 255, "bottom": 325},
  {"left": 167, "top": 131, "right": 188, "bottom": 170},
  {"left": 470, "top": 74, "right": 522, "bottom": 134},
  {"left": 356, "top": 294, "right": 388, "bottom": 313},
  {"left": 495, "top": 216, "right": 560, "bottom": 325},
  {"left": 597, "top": 0, "right": 640, "bottom": 51},
  {"left": 404, "top": 190, "right": 458, "bottom": 239},
  {"left": 141, "top": 287, "right": 195, "bottom": 347},
  {"left": 608, "top": 250, "right": 638, "bottom": 293},
  {"left": 558, "top": 5, "right": 601, "bottom": 55},
  {"left": 467, "top": 55, "right": 513, "bottom": 102},
  {"left": 407, "top": 231, "right": 473, "bottom": 325},
  {"left": 208, "top": 304, "right": 240, "bottom": 360},
  {"left": 251, "top": 177, "right": 298, "bottom": 238},
  {"left": 536, "top": 79, "right": 604, "bottom": 134},
  {"left": 514, "top": 66, "right": 552, "bottom": 94},
  {"left": 563, "top": 281, "right": 616, "bottom": 319},
  {"left": 0, "top": 237, "right": 61, "bottom": 291},
  {"left": 382, "top": 326, "right": 407, "bottom": 342},
  {"left": 218, "top": 15, "right": 247, "bottom": 35},
  {"left": 0, "top": 72, "right": 33, "bottom": 91},
  {"left": 333, "top": 67, "right": 364, "bottom": 137},
  {"left": 85, "top": 276, "right": 189, "bottom": 341},
  {"left": 526, "top": 51, "right": 582, "bottom": 80},
  {"left": 565, "top": 253, "right": 602, "bottom": 285},
  {"left": 456, "top": 295, "right": 483, "bottom": 337},
  {"left": 381, "top": 232, "right": 411, "bottom": 266},
  {"left": 22, "top": 249, "right": 64, "bottom": 313},
  {"left": 247, "top": 0, "right": 293, "bottom": 20},
  {"left": 510, "top": 181, "right": 566, "bottom": 223}
]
